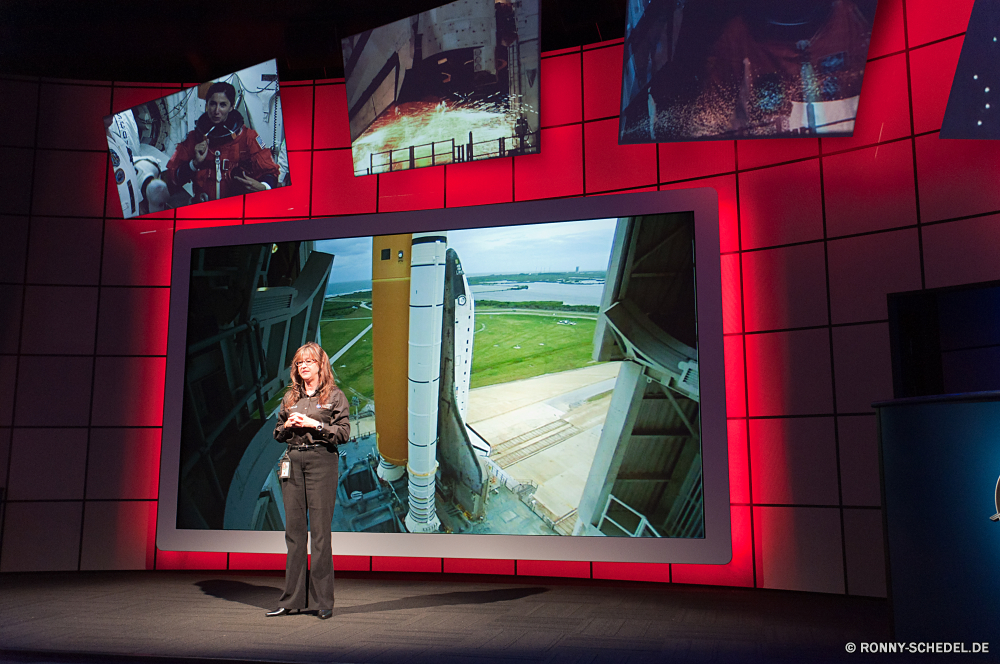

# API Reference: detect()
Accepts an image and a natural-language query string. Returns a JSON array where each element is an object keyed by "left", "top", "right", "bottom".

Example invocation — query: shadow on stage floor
[
  {"left": 197, "top": 578, "right": 549, "bottom": 613},
  {"left": 0, "top": 570, "right": 898, "bottom": 664}
]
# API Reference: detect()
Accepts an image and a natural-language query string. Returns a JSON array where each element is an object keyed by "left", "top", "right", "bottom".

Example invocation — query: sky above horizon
[{"left": 316, "top": 217, "right": 619, "bottom": 285}]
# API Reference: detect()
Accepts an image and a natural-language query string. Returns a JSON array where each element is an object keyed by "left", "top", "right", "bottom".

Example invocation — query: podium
[{"left": 875, "top": 392, "right": 1000, "bottom": 642}]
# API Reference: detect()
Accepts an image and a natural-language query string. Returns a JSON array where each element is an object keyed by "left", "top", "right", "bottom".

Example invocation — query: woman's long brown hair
[{"left": 282, "top": 341, "right": 336, "bottom": 408}]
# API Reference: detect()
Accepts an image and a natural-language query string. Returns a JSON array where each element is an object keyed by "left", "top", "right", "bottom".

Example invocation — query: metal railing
[
  {"left": 356, "top": 130, "right": 539, "bottom": 176},
  {"left": 597, "top": 494, "right": 662, "bottom": 538},
  {"left": 662, "top": 463, "right": 704, "bottom": 538}
]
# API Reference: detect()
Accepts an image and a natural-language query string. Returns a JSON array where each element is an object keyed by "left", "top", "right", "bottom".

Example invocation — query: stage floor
[{"left": 0, "top": 570, "right": 892, "bottom": 664}]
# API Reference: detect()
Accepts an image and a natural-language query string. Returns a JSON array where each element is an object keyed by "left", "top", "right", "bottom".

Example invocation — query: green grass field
[
  {"left": 327, "top": 328, "right": 374, "bottom": 404},
  {"left": 470, "top": 313, "right": 599, "bottom": 388},
  {"left": 312, "top": 295, "right": 598, "bottom": 401},
  {"left": 320, "top": 300, "right": 374, "bottom": 404}
]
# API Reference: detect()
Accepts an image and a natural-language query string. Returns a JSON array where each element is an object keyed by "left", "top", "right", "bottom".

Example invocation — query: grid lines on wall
[{"left": 2, "top": 0, "right": 996, "bottom": 598}]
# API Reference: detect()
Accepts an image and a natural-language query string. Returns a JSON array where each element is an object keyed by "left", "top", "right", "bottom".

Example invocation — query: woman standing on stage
[{"left": 267, "top": 342, "right": 350, "bottom": 620}]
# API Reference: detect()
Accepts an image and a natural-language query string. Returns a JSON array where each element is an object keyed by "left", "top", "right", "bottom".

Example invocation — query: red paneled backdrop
[{"left": 1, "top": 3, "right": 995, "bottom": 599}]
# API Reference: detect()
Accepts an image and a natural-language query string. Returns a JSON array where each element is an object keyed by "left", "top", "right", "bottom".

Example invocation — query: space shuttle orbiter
[{"left": 371, "top": 233, "right": 490, "bottom": 533}]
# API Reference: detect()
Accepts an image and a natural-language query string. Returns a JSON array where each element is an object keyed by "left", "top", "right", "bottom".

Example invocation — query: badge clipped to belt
[{"left": 279, "top": 451, "right": 291, "bottom": 479}]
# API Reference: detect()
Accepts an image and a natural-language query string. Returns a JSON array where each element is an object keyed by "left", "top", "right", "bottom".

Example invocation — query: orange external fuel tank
[{"left": 372, "top": 234, "right": 412, "bottom": 475}]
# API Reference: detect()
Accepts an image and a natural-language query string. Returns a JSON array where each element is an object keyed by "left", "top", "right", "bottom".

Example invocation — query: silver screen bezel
[{"left": 157, "top": 189, "right": 731, "bottom": 564}]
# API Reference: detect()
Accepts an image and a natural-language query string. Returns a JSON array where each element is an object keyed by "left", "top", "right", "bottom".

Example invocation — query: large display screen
[
  {"left": 941, "top": 0, "right": 1000, "bottom": 139},
  {"left": 341, "top": 0, "right": 540, "bottom": 176},
  {"left": 104, "top": 60, "right": 289, "bottom": 218},
  {"left": 158, "top": 191, "right": 730, "bottom": 563},
  {"left": 619, "top": 0, "right": 878, "bottom": 143}
]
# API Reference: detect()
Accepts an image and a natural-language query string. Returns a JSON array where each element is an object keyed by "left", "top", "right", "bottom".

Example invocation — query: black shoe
[
  {"left": 318, "top": 609, "right": 333, "bottom": 620},
  {"left": 266, "top": 607, "right": 293, "bottom": 617}
]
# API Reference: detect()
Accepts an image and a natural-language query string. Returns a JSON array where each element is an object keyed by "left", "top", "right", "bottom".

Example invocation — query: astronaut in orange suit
[{"left": 166, "top": 81, "right": 279, "bottom": 201}]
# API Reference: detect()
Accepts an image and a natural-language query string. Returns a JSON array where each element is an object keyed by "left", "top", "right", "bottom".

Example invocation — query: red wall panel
[
  {"left": 111, "top": 84, "right": 183, "bottom": 114},
  {"left": 826, "top": 229, "right": 922, "bottom": 324},
  {"left": 923, "top": 213, "right": 1000, "bottom": 288},
  {"left": 378, "top": 165, "right": 445, "bottom": 212},
  {"left": 867, "top": 0, "right": 906, "bottom": 58},
  {"left": 27, "top": 217, "right": 102, "bottom": 284},
  {"left": 720, "top": 253, "right": 742, "bottom": 334},
  {"left": 916, "top": 133, "right": 1000, "bottom": 223},
  {"left": 280, "top": 84, "right": 314, "bottom": 151},
  {"left": 906, "top": 0, "right": 975, "bottom": 48},
  {"left": 91, "top": 356, "right": 166, "bottom": 427},
  {"left": 0, "top": 147, "right": 34, "bottom": 215},
  {"left": 312, "top": 149, "right": 377, "bottom": 216},
  {"left": 738, "top": 137, "right": 818, "bottom": 170},
  {"left": 334, "top": 555, "right": 374, "bottom": 571},
  {"left": 749, "top": 417, "right": 840, "bottom": 506},
  {"left": 832, "top": 323, "right": 894, "bottom": 413},
  {"left": 175, "top": 217, "right": 242, "bottom": 231},
  {"left": 661, "top": 174, "right": 739, "bottom": 253},
  {"left": 745, "top": 329, "right": 834, "bottom": 417},
  {"left": 909, "top": 36, "right": 964, "bottom": 135},
  {"left": 723, "top": 335, "right": 747, "bottom": 417},
  {"left": 38, "top": 82, "right": 110, "bottom": 151},
  {"left": 372, "top": 556, "right": 442, "bottom": 573},
  {"left": 156, "top": 550, "right": 228, "bottom": 570},
  {"left": 583, "top": 118, "right": 657, "bottom": 192},
  {"left": 86, "top": 428, "right": 162, "bottom": 500},
  {"left": 671, "top": 506, "right": 754, "bottom": 588},
  {"left": 174, "top": 192, "right": 244, "bottom": 220},
  {"left": 726, "top": 419, "right": 750, "bottom": 505},
  {"left": 741, "top": 242, "right": 829, "bottom": 332},
  {"left": 9, "top": 4, "right": 992, "bottom": 595},
  {"left": 101, "top": 218, "right": 175, "bottom": 286},
  {"left": 724, "top": 335, "right": 747, "bottom": 419},
  {"left": 33, "top": 150, "right": 107, "bottom": 217},
  {"left": 540, "top": 52, "right": 582, "bottom": 127},
  {"left": 738, "top": 159, "right": 824, "bottom": 250},
  {"left": 582, "top": 43, "right": 623, "bottom": 121},
  {"left": 823, "top": 139, "right": 917, "bottom": 237},
  {"left": 446, "top": 157, "right": 513, "bottom": 208},
  {"left": 0, "top": 79, "right": 38, "bottom": 148},
  {"left": 513, "top": 124, "right": 583, "bottom": 200},
  {"left": 516, "top": 559, "right": 591, "bottom": 579},
  {"left": 244, "top": 151, "right": 311, "bottom": 218},
  {"left": 96, "top": 287, "right": 171, "bottom": 356},
  {"left": 229, "top": 553, "right": 286, "bottom": 570},
  {"left": 658, "top": 140, "right": 735, "bottom": 184},
  {"left": 753, "top": 506, "right": 844, "bottom": 593},
  {"left": 313, "top": 84, "right": 352, "bottom": 150},
  {"left": 822, "top": 54, "right": 911, "bottom": 152},
  {"left": 591, "top": 561, "right": 671, "bottom": 583},
  {"left": 444, "top": 558, "right": 517, "bottom": 575}
]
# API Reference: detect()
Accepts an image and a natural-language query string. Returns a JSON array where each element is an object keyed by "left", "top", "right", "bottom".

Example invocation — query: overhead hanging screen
[
  {"left": 941, "top": 0, "right": 1000, "bottom": 139},
  {"left": 158, "top": 191, "right": 731, "bottom": 564},
  {"left": 340, "top": 0, "right": 541, "bottom": 176},
  {"left": 104, "top": 60, "right": 289, "bottom": 218},
  {"left": 619, "top": 0, "right": 879, "bottom": 143}
]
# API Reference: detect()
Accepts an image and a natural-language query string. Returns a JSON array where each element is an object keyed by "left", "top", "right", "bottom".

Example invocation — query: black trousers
[{"left": 278, "top": 446, "right": 339, "bottom": 610}]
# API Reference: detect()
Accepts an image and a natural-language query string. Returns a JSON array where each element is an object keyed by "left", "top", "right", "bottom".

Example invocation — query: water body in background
[
  {"left": 326, "top": 280, "right": 373, "bottom": 297},
  {"left": 471, "top": 281, "right": 605, "bottom": 306},
  {"left": 326, "top": 279, "right": 604, "bottom": 305}
]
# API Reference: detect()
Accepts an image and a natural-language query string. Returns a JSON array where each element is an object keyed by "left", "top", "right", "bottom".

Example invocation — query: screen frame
[
  {"left": 105, "top": 59, "right": 288, "bottom": 219},
  {"left": 158, "top": 189, "right": 731, "bottom": 564}
]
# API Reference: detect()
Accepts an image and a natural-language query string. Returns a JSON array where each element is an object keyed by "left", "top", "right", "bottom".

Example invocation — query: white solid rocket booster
[{"left": 404, "top": 231, "right": 448, "bottom": 533}]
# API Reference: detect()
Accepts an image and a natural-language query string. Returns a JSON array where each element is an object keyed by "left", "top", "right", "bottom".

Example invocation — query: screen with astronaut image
[
  {"left": 104, "top": 60, "right": 289, "bottom": 218},
  {"left": 177, "top": 216, "right": 705, "bottom": 543},
  {"left": 619, "top": 0, "right": 878, "bottom": 143},
  {"left": 341, "top": 0, "right": 540, "bottom": 176}
]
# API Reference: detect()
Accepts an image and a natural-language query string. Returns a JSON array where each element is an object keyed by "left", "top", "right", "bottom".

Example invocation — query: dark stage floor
[{"left": 0, "top": 570, "right": 897, "bottom": 664}]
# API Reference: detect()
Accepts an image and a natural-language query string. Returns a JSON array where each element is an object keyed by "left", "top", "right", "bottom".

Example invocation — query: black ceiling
[{"left": 0, "top": 0, "right": 626, "bottom": 83}]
